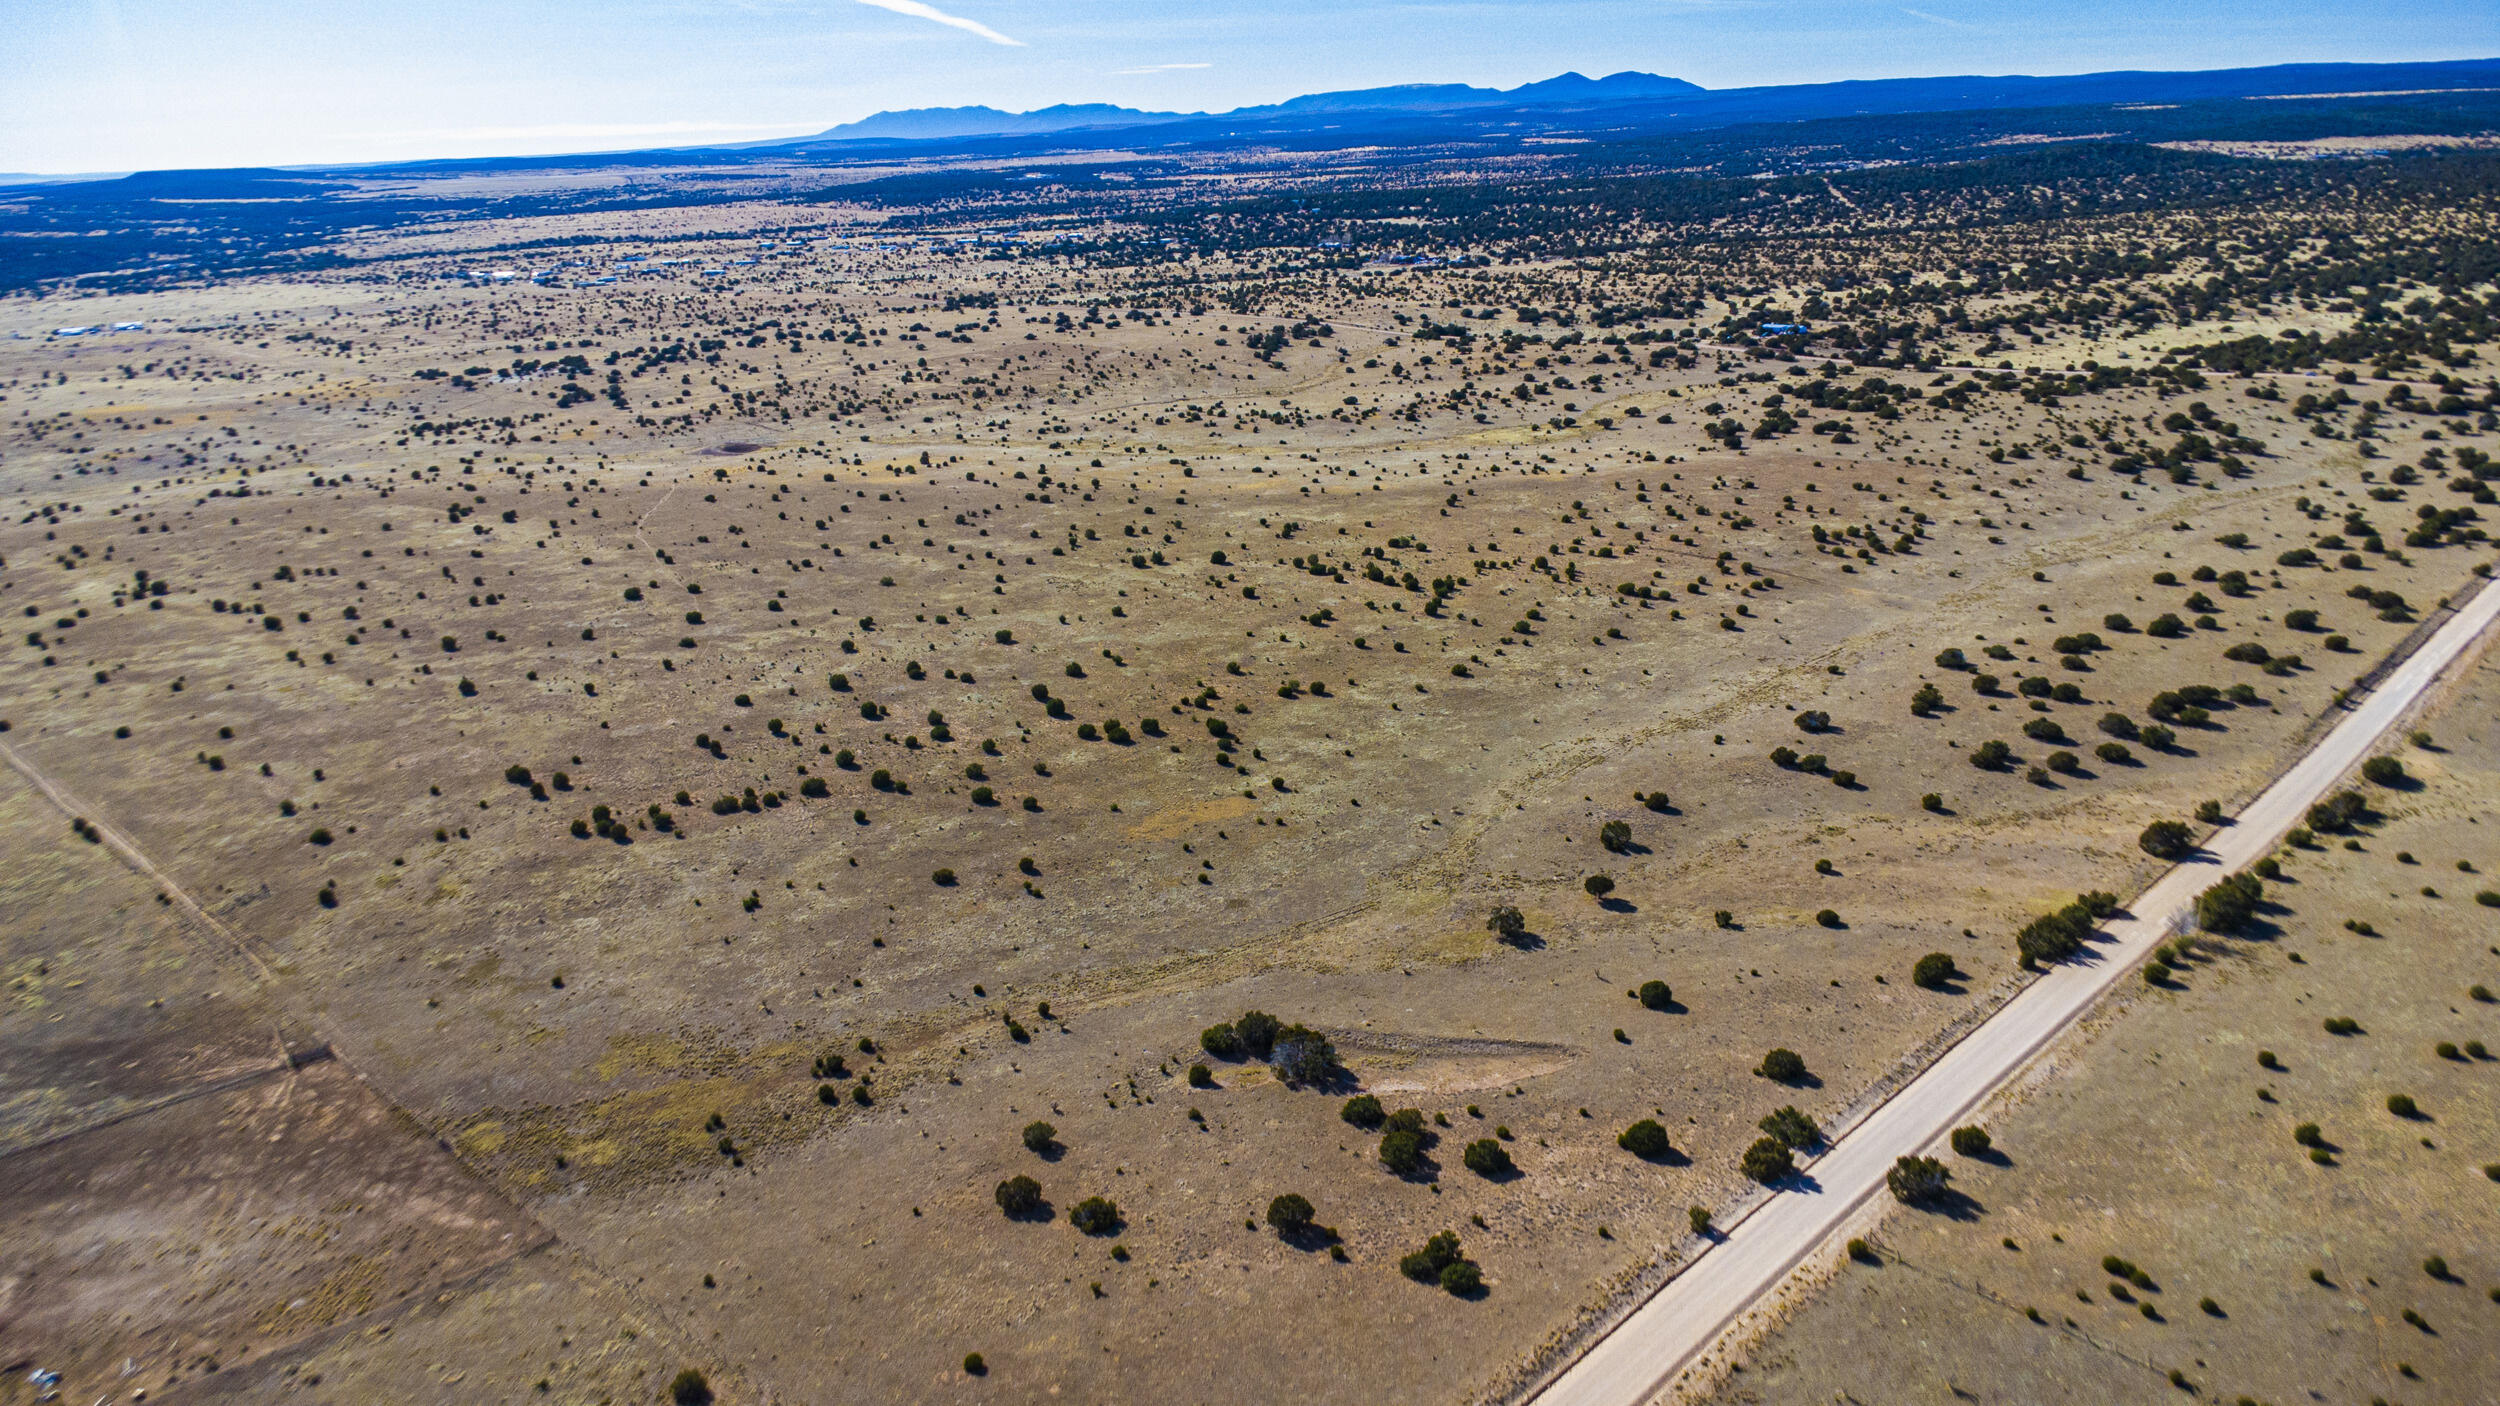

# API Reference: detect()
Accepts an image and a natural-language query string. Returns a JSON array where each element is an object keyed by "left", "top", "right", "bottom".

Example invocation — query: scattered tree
[
  {"left": 1887, "top": 1154, "right": 1951, "bottom": 1203},
  {"left": 1462, "top": 1138, "right": 1514, "bottom": 1177},
  {"left": 2139, "top": 819, "right": 2196, "bottom": 860},
  {"left": 995, "top": 1175, "right": 1043, "bottom": 1217},
  {"left": 1619, "top": 1118, "right": 1675, "bottom": 1160},
  {"left": 1266, "top": 1193, "right": 1316, "bottom": 1236},
  {"left": 1758, "top": 1105, "right": 1820, "bottom": 1150},
  {"left": 2195, "top": 873, "right": 2262, "bottom": 933},
  {"left": 1741, "top": 1136, "right": 1795, "bottom": 1183}
]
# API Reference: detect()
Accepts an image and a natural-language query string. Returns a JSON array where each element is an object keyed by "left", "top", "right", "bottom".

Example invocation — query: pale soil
[
  {"left": 2, "top": 201, "right": 2494, "bottom": 1403},
  {"left": 1735, "top": 651, "right": 2500, "bottom": 1406}
]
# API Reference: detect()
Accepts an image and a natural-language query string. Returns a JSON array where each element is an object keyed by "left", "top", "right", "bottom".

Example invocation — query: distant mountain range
[
  {"left": 769, "top": 57, "right": 2500, "bottom": 154},
  {"left": 810, "top": 71, "right": 1707, "bottom": 143},
  {"left": 13, "top": 56, "right": 2500, "bottom": 191}
]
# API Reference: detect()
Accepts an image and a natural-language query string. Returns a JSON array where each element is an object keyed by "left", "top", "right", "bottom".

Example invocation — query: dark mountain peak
[{"left": 1509, "top": 71, "right": 1707, "bottom": 102}]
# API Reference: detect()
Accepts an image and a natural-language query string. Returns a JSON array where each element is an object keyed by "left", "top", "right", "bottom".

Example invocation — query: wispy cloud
[
  {"left": 1899, "top": 6, "right": 1978, "bottom": 29},
  {"left": 1114, "top": 62, "right": 1213, "bottom": 76},
  {"left": 854, "top": 0, "right": 1023, "bottom": 47}
]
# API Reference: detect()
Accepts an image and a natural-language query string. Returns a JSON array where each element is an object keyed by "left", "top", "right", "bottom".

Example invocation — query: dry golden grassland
[
  {"left": 2, "top": 191, "right": 2495, "bottom": 1404},
  {"left": 1738, "top": 652, "right": 2500, "bottom": 1406}
]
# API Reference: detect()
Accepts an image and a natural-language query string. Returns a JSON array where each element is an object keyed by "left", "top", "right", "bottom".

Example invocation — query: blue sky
[{"left": 2, "top": 0, "right": 2494, "bottom": 174}]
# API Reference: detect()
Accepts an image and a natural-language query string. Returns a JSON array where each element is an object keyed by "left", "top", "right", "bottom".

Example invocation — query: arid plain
[{"left": 4, "top": 154, "right": 2498, "bottom": 1405}]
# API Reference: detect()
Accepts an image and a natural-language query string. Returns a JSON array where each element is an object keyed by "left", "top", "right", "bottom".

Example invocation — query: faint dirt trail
[{"left": 0, "top": 733, "right": 770, "bottom": 1401}]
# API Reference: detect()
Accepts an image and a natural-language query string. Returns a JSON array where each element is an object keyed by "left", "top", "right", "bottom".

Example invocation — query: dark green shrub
[
  {"left": 1619, "top": 1119, "right": 1674, "bottom": 1160},
  {"left": 1912, "top": 953, "right": 1958, "bottom": 989},
  {"left": 963, "top": 1353, "right": 986, "bottom": 1376},
  {"left": 1486, "top": 905, "right": 1526, "bottom": 940},
  {"left": 1187, "top": 1063, "right": 1214, "bottom": 1088},
  {"left": 2361, "top": 755, "right": 2407, "bottom": 787},
  {"left": 1069, "top": 1196, "right": 1120, "bottom": 1235},
  {"left": 1757, "top": 1048, "right": 1807, "bottom": 1082},
  {"left": 1270, "top": 1024, "right": 1337, "bottom": 1084},
  {"left": 1439, "top": 1260, "right": 1483, "bottom": 1295},
  {"left": 1200, "top": 1023, "right": 1241, "bottom": 1059},
  {"left": 1949, "top": 1126, "right": 1992, "bottom": 1157},
  {"left": 1266, "top": 1193, "right": 1316, "bottom": 1235},
  {"left": 2016, "top": 898, "right": 2100, "bottom": 968},
  {"left": 1400, "top": 1230, "right": 1464, "bottom": 1282},
  {"left": 1637, "top": 979, "right": 1673, "bottom": 1010},
  {"left": 1814, "top": 908, "right": 1843, "bottom": 929},
  {"left": 1741, "top": 1136, "right": 1794, "bottom": 1183},
  {"left": 1759, "top": 1106, "right": 1820, "bottom": 1150},
  {"left": 1600, "top": 820, "right": 1632, "bottom": 853},
  {"left": 2140, "top": 820, "right": 2196, "bottom": 860},
  {"left": 1022, "top": 1121, "right": 1057, "bottom": 1154},
  {"left": 2195, "top": 873, "right": 2262, "bottom": 933},
  {"left": 1234, "top": 1010, "right": 1281, "bottom": 1058},
  {"left": 1341, "top": 1094, "right": 1385, "bottom": 1128},
  {"left": 1379, "top": 1128, "right": 1427, "bottom": 1176},
  {"left": 1584, "top": 874, "right": 1615, "bottom": 900},
  {"left": 995, "top": 1175, "right": 1043, "bottom": 1216},
  {"left": 2307, "top": 789, "right": 2368, "bottom": 834},
  {"left": 1887, "top": 1154, "right": 1950, "bottom": 1203},
  {"left": 2386, "top": 1093, "right": 2420, "bottom": 1119},
  {"left": 670, "top": 1368, "right": 714, "bottom": 1405},
  {"left": 1462, "top": 1138, "right": 1514, "bottom": 1177},
  {"left": 1971, "top": 740, "right": 2012, "bottom": 769}
]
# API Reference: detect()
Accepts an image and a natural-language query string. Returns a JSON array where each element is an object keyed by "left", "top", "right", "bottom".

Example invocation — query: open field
[
  {"left": 1736, "top": 645, "right": 2500, "bottom": 1406},
  {"left": 3, "top": 130, "right": 2498, "bottom": 1404}
]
